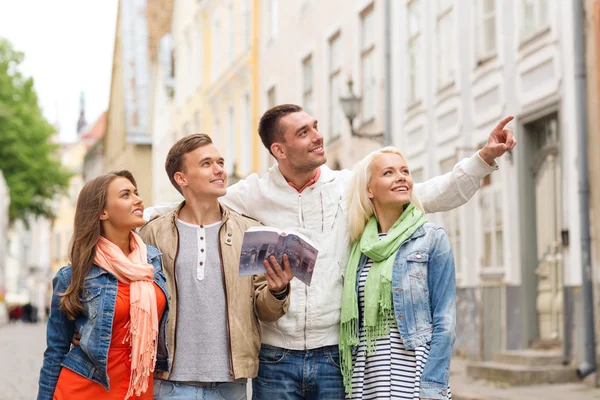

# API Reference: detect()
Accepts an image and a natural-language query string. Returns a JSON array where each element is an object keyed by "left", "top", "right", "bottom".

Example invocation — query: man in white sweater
[{"left": 147, "top": 104, "right": 516, "bottom": 399}]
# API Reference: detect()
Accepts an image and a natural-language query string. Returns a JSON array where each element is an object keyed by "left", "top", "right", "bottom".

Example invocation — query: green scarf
[{"left": 339, "top": 203, "right": 427, "bottom": 395}]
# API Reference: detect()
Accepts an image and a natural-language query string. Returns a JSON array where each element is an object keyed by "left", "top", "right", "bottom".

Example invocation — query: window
[
  {"left": 227, "top": 106, "right": 236, "bottom": 173},
  {"left": 407, "top": 0, "right": 421, "bottom": 104},
  {"left": 361, "top": 6, "right": 376, "bottom": 122},
  {"left": 227, "top": 1, "right": 235, "bottom": 64},
  {"left": 439, "top": 157, "right": 462, "bottom": 278},
  {"left": 436, "top": 0, "right": 454, "bottom": 88},
  {"left": 521, "top": 0, "right": 549, "bottom": 39},
  {"left": 195, "top": 23, "right": 202, "bottom": 89},
  {"left": 242, "top": 93, "right": 252, "bottom": 175},
  {"left": 194, "top": 111, "right": 201, "bottom": 132},
  {"left": 212, "top": 116, "right": 221, "bottom": 148},
  {"left": 302, "top": 55, "right": 314, "bottom": 116},
  {"left": 212, "top": 17, "right": 221, "bottom": 80},
  {"left": 479, "top": 168, "right": 504, "bottom": 271},
  {"left": 176, "top": 46, "right": 184, "bottom": 106},
  {"left": 186, "top": 30, "right": 193, "bottom": 98},
  {"left": 476, "top": 0, "right": 497, "bottom": 60},
  {"left": 183, "top": 121, "right": 191, "bottom": 136},
  {"left": 410, "top": 167, "right": 424, "bottom": 183},
  {"left": 268, "top": 0, "right": 278, "bottom": 39},
  {"left": 329, "top": 33, "right": 343, "bottom": 138},
  {"left": 241, "top": 0, "right": 252, "bottom": 49},
  {"left": 54, "top": 233, "right": 61, "bottom": 261},
  {"left": 267, "top": 85, "right": 277, "bottom": 108}
]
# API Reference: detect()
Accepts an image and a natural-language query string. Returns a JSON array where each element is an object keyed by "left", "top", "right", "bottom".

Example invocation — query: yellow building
[
  {"left": 169, "top": 0, "right": 266, "bottom": 180},
  {"left": 50, "top": 141, "right": 87, "bottom": 273},
  {"left": 104, "top": 0, "right": 154, "bottom": 204}
]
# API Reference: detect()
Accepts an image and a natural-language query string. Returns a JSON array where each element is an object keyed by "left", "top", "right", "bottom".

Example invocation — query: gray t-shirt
[{"left": 168, "top": 219, "right": 232, "bottom": 383}]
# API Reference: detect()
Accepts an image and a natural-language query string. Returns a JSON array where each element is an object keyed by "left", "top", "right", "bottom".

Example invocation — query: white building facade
[
  {"left": 393, "top": 0, "right": 585, "bottom": 361},
  {"left": 260, "top": 0, "right": 590, "bottom": 363}
]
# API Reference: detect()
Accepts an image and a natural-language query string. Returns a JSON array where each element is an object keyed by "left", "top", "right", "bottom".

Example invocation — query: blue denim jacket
[
  {"left": 37, "top": 245, "right": 170, "bottom": 400},
  {"left": 356, "top": 222, "right": 456, "bottom": 400}
]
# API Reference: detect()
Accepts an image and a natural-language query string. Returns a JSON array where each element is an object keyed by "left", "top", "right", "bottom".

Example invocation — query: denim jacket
[
  {"left": 37, "top": 245, "right": 170, "bottom": 400},
  {"left": 356, "top": 223, "right": 456, "bottom": 400}
]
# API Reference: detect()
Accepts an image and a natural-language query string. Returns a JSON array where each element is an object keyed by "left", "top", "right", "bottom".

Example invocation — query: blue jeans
[
  {"left": 252, "top": 344, "right": 344, "bottom": 400},
  {"left": 153, "top": 379, "right": 247, "bottom": 400}
]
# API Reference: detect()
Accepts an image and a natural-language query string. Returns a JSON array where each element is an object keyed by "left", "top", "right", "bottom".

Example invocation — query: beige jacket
[{"left": 139, "top": 202, "right": 289, "bottom": 380}]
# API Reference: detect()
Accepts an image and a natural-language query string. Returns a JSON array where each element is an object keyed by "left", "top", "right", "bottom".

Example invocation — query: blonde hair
[{"left": 347, "top": 146, "right": 424, "bottom": 243}]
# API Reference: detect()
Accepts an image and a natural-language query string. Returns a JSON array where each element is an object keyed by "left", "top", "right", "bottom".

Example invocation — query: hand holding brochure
[{"left": 238, "top": 226, "right": 318, "bottom": 286}]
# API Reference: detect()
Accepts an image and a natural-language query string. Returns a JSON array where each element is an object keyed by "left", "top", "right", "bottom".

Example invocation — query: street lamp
[{"left": 339, "top": 78, "right": 384, "bottom": 141}]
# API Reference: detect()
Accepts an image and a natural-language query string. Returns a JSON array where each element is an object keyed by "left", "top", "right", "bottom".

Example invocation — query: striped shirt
[{"left": 349, "top": 254, "right": 452, "bottom": 400}]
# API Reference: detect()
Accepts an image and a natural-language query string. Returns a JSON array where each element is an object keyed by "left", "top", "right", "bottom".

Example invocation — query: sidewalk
[{"left": 450, "top": 357, "right": 600, "bottom": 400}]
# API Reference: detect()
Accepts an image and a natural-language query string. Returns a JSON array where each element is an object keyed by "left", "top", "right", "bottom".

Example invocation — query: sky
[{"left": 0, "top": 0, "right": 119, "bottom": 143}]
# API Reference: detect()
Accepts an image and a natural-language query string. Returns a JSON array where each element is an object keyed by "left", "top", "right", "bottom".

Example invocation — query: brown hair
[
  {"left": 165, "top": 134, "right": 213, "bottom": 194},
  {"left": 258, "top": 104, "right": 303, "bottom": 156},
  {"left": 59, "top": 170, "right": 137, "bottom": 320}
]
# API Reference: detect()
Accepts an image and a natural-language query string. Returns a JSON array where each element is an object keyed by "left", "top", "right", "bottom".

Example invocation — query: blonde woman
[{"left": 340, "top": 147, "right": 455, "bottom": 400}]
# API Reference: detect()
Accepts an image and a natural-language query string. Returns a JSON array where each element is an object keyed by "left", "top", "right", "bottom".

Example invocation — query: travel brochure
[{"left": 238, "top": 226, "right": 318, "bottom": 286}]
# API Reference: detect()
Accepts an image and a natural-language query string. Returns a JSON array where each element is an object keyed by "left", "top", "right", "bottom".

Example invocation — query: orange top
[{"left": 54, "top": 282, "right": 167, "bottom": 399}]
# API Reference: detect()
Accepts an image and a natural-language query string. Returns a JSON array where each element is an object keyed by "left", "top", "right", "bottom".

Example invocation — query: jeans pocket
[
  {"left": 154, "top": 380, "right": 176, "bottom": 398},
  {"left": 258, "top": 344, "right": 287, "bottom": 364},
  {"left": 215, "top": 382, "right": 247, "bottom": 400},
  {"left": 325, "top": 346, "right": 341, "bottom": 369}
]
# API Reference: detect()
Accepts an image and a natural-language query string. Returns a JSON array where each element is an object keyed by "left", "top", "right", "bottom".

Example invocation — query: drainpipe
[
  {"left": 573, "top": 0, "right": 597, "bottom": 379},
  {"left": 384, "top": 0, "right": 392, "bottom": 146}
]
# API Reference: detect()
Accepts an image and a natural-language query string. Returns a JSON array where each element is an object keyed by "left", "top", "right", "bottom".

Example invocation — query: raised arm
[{"left": 415, "top": 116, "right": 516, "bottom": 214}]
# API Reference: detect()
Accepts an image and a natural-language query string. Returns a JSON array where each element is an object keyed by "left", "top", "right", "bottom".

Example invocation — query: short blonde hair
[{"left": 347, "top": 146, "right": 424, "bottom": 243}]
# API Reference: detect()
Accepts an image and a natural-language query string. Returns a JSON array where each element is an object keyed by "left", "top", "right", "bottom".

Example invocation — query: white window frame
[
  {"left": 406, "top": 0, "right": 421, "bottom": 105},
  {"left": 241, "top": 0, "right": 252, "bottom": 50},
  {"left": 267, "top": 85, "right": 277, "bottom": 108},
  {"left": 520, "top": 0, "right": 550, "bottom": 40},
  {"left": 268, "top": 0, "right": 278, "bottom": 40},
  {"left": 475, "top": 0, "right": 497, "bottom": 62},
  {"left": 227, "top": 1, "right": 235, "bottom": 64},
  {"left": 360, "top": 5, "right": 376, "bottom": 122},
  {"left": 212, "top": 16, "right": 221, "bottom": 81},
  {"left": 478, "top": 172, "right": 505, "bottom": 276},
  {"left": 242, "top": 93, "right": 252, "bottom": 175},
  {"left": 186, "top": 29, "right": 193, "bottom": 99},
  {"left": 439, "top": 157, "right": 463, "bottom": 282},
  {"left": 302, "top": 55, "right": 314, "bottom": 116},
  {"left": 227, "top": 106, "right": 236, "bottom": 174},
  {"left": 436, "top": 0, "right": 455, "bottom": 88},
  {"left": 328, "top": 32, "right": 343, "bottom": 139}
]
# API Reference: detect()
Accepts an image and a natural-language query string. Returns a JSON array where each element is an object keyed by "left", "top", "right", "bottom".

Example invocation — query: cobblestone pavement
[
  {"left": 4, "top": 321, "right": 600, "bottom": 400},
  {"left": 0, "top": 322, "right": 46, "bottom": 400}
]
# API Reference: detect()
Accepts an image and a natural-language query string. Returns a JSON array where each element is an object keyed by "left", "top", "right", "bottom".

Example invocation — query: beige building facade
[{"left": 104, "top": 0, "right": 154, "bottom": 204}]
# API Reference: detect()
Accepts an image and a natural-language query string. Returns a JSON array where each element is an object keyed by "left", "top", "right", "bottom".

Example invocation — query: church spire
[{"left": 77, "top": 91, "right": 87, "bottom": 134}]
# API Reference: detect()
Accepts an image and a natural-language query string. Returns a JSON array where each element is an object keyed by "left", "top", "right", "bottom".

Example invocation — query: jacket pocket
[
  {"left": 406, "top": 251, "right": 431, "bottom": 332},
  {"left": 80, "top": 286, "right": 102, "bottom": 319}
]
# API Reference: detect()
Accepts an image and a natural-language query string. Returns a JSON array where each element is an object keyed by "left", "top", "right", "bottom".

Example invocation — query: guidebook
[{"left": 238, "top": 226, "right": 319, "bottom": 286}]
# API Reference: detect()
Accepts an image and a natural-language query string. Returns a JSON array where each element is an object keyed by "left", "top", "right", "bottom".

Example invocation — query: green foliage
[{"left": 0, "top": 39, "right": 71, "bottom": 224}]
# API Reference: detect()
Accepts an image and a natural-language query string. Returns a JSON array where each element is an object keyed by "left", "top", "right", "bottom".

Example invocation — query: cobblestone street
[{"left": 0, "top": 322, "right": 46, "bottom": 400}]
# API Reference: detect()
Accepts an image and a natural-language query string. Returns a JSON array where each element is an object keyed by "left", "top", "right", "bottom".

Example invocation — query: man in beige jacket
[{"left": 139, "top": 134, "right": 292, "bottom": 399}]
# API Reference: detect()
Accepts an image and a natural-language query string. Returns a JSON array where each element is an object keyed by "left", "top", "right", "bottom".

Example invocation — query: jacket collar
[
  {"left": 168, "top": 200, "right": 231, "bottom": 227},
  {"left": 270, "top": 163, "right": 337, "bottom": 191}
]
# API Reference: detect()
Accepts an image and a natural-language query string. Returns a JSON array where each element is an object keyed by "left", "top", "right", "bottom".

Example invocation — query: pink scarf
[{"left": 94, "top": 232, "right": 158, "bottom": 399}]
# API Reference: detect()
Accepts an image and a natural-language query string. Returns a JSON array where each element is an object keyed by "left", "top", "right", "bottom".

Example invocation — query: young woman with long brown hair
[{"left": 37, "top": 171, "right": 169, "bottom": 399}]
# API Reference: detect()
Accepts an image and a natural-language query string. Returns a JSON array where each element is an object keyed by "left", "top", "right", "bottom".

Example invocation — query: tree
[{"left": 0, "top": 39, "right": 71, "bottom": 224}]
